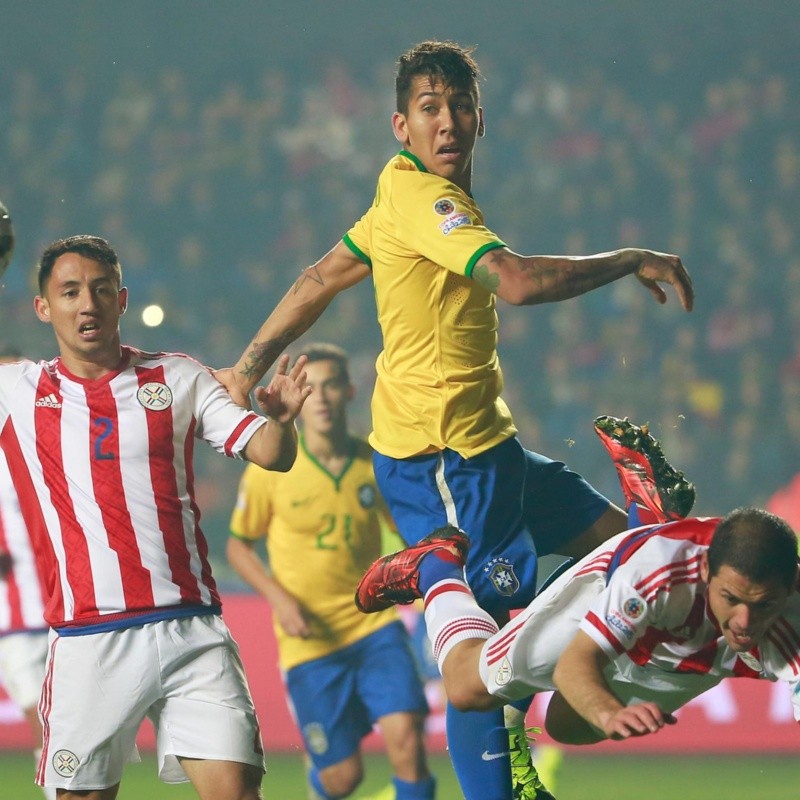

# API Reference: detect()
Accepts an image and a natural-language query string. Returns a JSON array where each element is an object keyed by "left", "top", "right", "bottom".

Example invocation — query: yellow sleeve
[
  {"left": 228, "top": 463, "right": 274, "bottom": 541},
  {"left": 392, "top": 171, "right": 506, "bottom": 277},
  {"left": 343, "top": 205, "right": 374, "bottom": 267}
]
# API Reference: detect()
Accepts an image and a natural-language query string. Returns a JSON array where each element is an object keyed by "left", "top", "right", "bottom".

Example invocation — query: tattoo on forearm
[
  {"left": 240, "top": 339, "right": 289, "bottom": 379},
  {"left": 239, "top": 306, "right": 326, "bottom": 381},
  {"left": 240, "top": 330, "right": 303, "bottom": 379},
  {"left": 477, "top": 248, "right": 632, "bottom": 302},
  {"left": 472, "top": 263, "right": 501, "bottom": 293},
  {"left": 292, "top": 265, "right": 324, "bottom": 294}
]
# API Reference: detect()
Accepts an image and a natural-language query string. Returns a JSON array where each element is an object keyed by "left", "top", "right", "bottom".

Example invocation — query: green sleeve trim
[
  {"left": 465, "top": 241, "right": 506, "bottom": 278},
  {"left": 399, "top": 149, "right": 428, "bottom": 173},
  {"left": 342, "top": 234, "right": 372, "bottom": 269},
  {"left": 228, "top": 530, "right": 257, "bottom": 544}
]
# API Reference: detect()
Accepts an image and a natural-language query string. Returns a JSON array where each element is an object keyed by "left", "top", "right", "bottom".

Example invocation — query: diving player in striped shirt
[
  {"left": 0, "top": 235, "right": 312, "bottom": 799},
  {"left": 358, "top": 508, "right": 800, "bottom": 748}
]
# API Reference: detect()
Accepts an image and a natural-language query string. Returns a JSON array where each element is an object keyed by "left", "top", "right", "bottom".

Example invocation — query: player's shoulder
[
  {"left": 0, "top": 356, "right": 51, "bottom": 381},
  {"left": 654, "top": 516, "right": 720, "bottom": 550},
  {"left": 0, "top": 355, "right": 41, "bottom": 369},
  {"left": 126, "top": 346, "right": 210, "bottom": 375},
  {"left": 612, "top": 517, "right": 721, "bottom": 575},
  {"left": 388, "top": 152, "right": 471, "bottom": 196}
]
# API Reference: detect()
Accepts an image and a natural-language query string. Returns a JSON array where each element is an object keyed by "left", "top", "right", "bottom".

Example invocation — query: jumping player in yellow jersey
[
  {"left": 227, "top": 344, "right": 434, "bottom": 800},
  {"left": 219, "top": 41, "right": 694, "bottom": 800}
]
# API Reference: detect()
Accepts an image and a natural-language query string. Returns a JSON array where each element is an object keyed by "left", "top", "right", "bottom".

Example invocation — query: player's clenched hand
[
  {"left": 633, "top": 249, "right": 694, "bottom": 312},
  {"left": 254, "top": 353, "right": 312, "bottom": 423},
  {"left": 273, "top": 593, "right": 313, "bottom": 639},
  {"left": 599, "top": 702, "right": 677, "bottom": 740}
]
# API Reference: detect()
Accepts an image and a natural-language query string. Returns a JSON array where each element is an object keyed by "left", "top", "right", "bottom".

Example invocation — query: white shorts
[
  {"left": 0, "top": 630, "right": 48, "bottom": 711},
  {"left": 38, "top": 614, "right": 264, "bottom": 791},
  {"left": 480, "top": 565, "right": 722, "bottom": 712}
]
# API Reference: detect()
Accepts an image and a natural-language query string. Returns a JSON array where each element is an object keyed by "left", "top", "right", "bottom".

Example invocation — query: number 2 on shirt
[{"left": 92, "top": 416, "right": 116, "bottom": 461}]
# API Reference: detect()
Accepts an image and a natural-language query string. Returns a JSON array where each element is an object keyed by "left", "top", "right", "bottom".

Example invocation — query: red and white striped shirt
[
  {"left": 0, "top": 347, "right": 266, "bottom": 630},
  {"left": 0, "top": 451, "right": 48, "bottom": 634},
  {"left": 578, "top": 518, "right": 800, "bottom": 717}
]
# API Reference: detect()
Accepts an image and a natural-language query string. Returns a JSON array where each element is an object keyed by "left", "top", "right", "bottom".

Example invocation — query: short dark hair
[
  {"left": 395, "top": 40, "right": 481, "bottom": 114},
  {"left": 299, "top": 342, "right": 351, "bottom": 384},
  {"left": 38, "top": 235, "right": 122, "bottom": 294},
  {"left": 708, "top": 507, "right": 798, "bottom": 591}
]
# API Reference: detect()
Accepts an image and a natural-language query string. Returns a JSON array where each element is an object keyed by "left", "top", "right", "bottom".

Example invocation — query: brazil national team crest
[
  {"left": 484, "top": 557, "right": 519, "bottom": 597},
  {"left": 137, "top": 382, "right": 173, "bottom": 411},
  {"left": 303, "top": 722, "right": 329, "bottom": 755},
  {"left": 358, "top": 484, "right": 376, "bottom": 509}
]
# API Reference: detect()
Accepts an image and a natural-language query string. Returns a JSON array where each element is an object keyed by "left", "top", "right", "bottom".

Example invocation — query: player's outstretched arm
[
  {"left": 472, "top": 246, "right": 694, "bottom": 311},
  {"left": 551, "top": 630, "right": 676, "bottom": 743},
  {"left": 242, "top": 354, "right": 311, "bottom": 471},
  {"left": 218, "top": 242, "right": 370, "bottom": 407}
]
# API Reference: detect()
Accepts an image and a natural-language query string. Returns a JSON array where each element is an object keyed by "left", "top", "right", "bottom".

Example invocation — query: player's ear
[
  {"left": 478, "top": 108, "right": 485, "bottom": 138},
  {"left": 392, "top": 111, "right": 409, "bottom": 145},
  {"left": 33, "top": 295, "right": 51, "bottom": 323},
  {"left": 118, "top": 286, "right": 128, "bottom": 315}
]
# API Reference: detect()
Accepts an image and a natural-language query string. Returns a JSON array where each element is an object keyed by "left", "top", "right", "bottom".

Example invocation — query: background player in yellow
[{"left": 227, "top": 343, "right": 434, "bottom": 800}]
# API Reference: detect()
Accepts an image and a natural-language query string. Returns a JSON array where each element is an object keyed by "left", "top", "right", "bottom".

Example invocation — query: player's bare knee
[
  {"left": 441, "top": 647, "right": 499, "bottom": 712},
  {"left": 320, "top": 759, "right": 364, "bottom": 797},
  {"left": 444, "top": 675, "right": 500, "bottom": 712}
]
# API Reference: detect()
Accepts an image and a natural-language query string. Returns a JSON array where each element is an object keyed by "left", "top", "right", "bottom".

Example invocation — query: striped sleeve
[{"left": 180, "top": 357, "right": 267, "bottom": 459}]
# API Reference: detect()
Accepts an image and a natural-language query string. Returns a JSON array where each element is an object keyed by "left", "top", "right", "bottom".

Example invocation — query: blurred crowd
[{"left": 1, "top": 38, "right": 798, "bottom": 557}]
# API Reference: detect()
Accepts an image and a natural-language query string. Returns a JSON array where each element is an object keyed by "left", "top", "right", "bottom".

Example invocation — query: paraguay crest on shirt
[
  {"left": 484, "top": 556, "right": 520, "bottom": 596},
  {"left": 137, "top": 382, "right": 173, "bottom": 411}
]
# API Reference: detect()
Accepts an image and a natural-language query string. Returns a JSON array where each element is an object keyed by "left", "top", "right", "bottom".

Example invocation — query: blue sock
[
  {"left": 508, "top": 694, "right": 534, "bottom": 715},
  {"left": 446, "top": 703, "right": 513, "bottom": 800},
  {"left": 418, "top": 550, "right": 464, "bottom": 595},
  {"left": 393, "top": 774, "right": 436, "bottom": 799},
  {"left": 308, "top": 765, "right": 333, "bottom": 799}
]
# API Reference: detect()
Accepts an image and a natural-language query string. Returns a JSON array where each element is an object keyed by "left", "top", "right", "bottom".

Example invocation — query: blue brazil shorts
[
  {"left": 286, "top": 621, "right": 428, "bottom": 769},
  {"left": 374, "top": 436, "right": 609, "bottom": 615}
]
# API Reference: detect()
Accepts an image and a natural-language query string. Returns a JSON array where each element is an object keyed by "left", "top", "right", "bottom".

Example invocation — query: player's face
[
  {"left": 34, "top": 252, "right": 127, "bottom": 375},
  {"left": 702, "top": 559, "right": 791, "bottom": 652},
  {"left": 299, "top": 358, "right": 353, "bottom": 436},
  {"left": 392, "top": 76, "right": 484, "bottom": 192}
]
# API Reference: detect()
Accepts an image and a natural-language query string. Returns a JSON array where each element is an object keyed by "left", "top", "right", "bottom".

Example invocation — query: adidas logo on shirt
[{"left": 35, "top": 393, "right": 62, "bottom": 408}]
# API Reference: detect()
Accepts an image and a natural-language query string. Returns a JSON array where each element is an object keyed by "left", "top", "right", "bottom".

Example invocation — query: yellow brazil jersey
[
  {"left": 343, "top": 150, "right": 517, "bottom": 459},
  {"left": 229, "top": 436, "right": 400, "bottom": 671}
]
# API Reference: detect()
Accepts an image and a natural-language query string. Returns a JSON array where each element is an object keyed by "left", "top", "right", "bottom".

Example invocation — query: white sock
[{"left": 423, "top": 578, "right": 499, "bottom": 671}]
